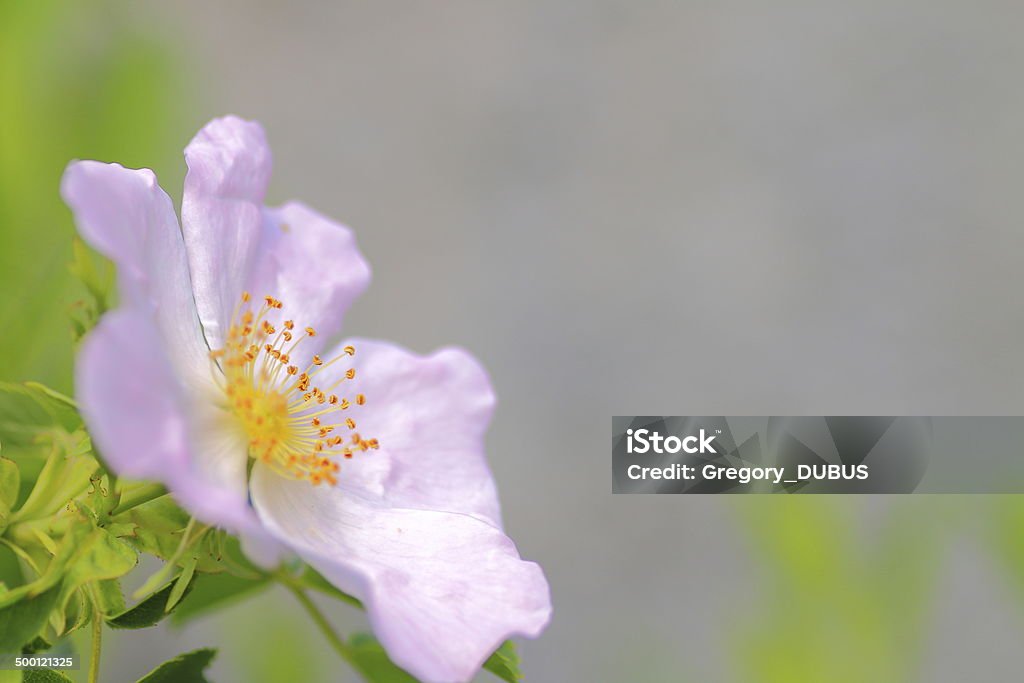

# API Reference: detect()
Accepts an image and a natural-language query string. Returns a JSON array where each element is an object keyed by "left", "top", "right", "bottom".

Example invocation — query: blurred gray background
[{"left": 76, "top": 2, "right": 1024, "bottom": 680}]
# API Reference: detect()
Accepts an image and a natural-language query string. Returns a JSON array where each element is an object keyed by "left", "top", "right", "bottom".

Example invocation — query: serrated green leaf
[
  {"left": 170, "top": 571, "right": 270, "bottom": 626},
  {"left": 23, "top": 670, "right": 74, "bottom": 683},
  {"left": 119, "top": 499, "right": 223, "bottom": 573},
  {"left": 106, "top": 575, "right": 195, "bottom": 629},
  {"left": 346, "top": 633, "right": 419, "bottom": 683},
  {"left": 137, "top": 648, "right": 216, "bottom": 683},
  {"left": 483, "top": 641, "right": 522, "bottom": 682},
  {"left": 297, "top": 566, "right": 361, "bottom": 608},
  {"left": 0, "top": 582, "right": 61, "bottom": 652},
  {"left": 56, "top": 527, "right": 137, "bottom": 622}
]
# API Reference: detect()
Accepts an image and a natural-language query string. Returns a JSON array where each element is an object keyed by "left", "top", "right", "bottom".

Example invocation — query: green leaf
[
  {"left": 483, "top": 641, "right": 522, "bottom": 682},
  {"left": 0, "top": 458, "right": 19, "bottom": 533},
  {"left": 346, "top": 633, "right": 419, "bottom": 683},
  {"left": 54, "top": 527, "right": 137, "bottom": 627},
  {"left": 20, "top": 635, "right": 51, "bottom": 654},
  {"left": 0, "top": 383, "right": 80, "bottom": 451},
  {"left": 14, "top": 430, "right": 98, "bottom": 522},
  {"left": 0, "top": 582, "right": 61, "bottom": 652},
  {"left": 119, "top": 498, "right": 223, "bottom": 573},
  {"left": 93, "top": 578, "right": 126, "bottom": 617},
  {"left": 67, "top": 528, "right": 137, "bottom": 587},
  {"left": 297, "top": 566, "right": 361, "bottom": 608},
  {"left": 106, "top": 576, "right": 195, "bottom": 629},
  {"left": 0, "top": 543, "right": 22, "bottom": 594},
  {"left": 170, "top": 571, "right": 270, "bottom": 626},
  {"left": 137, "top": 648, "right": 217, "bottom": 683},
  {"left": 21, "top": 384, "right": 77, "bottom": 418},
  {"left": 343, "top": 634, "right": 521, "bottom": 683},
  {"left": 68, "top": 236, "right": 110, "bottom": 322},
  {"left": 23, "top": 670, "right": 74, "bottom": 683},
  {"left": 166, "top": 554, "right": 197, "bottom": 612}
]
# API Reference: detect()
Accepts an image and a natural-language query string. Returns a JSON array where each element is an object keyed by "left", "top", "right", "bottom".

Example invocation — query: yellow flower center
[{"left": 209, "top": 292, "right": 378, "bottom": 486}]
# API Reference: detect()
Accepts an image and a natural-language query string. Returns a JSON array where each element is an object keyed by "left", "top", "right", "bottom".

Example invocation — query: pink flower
[{"left": 61, "top": 116, "right": 551, "bottom": 683}]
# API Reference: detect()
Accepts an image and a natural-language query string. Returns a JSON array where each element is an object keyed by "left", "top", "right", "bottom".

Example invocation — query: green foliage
[
  {"left": 483, "top": 641, "right": 522, "bottom": 682},
  {"left": 0, "top": 459, "right": 19, "bottom": 533},
  {"left": 296, "top": 566, "right": 361, "bottom": 608},
  {"left": 346, "top": 633, "right": 420, "bottom": 683},
  {"left": 0, "top": 0, "right": 185, "bottom": 393},
  {"left": 170, "top": 571, "right": 271, "bottom": 626},
  {"left": 731, "top": 499, "right": 940, "bottom": 683},
  {"left": 56, "top": 527, "right": 136, "bottom": 616},
  {"left": 137, "top": 648, "right": 217, "bottom": 683},
  {"left": 119, "top": 499, "right": 224, "bottom": 574},
  {"left": 106, "top": 578, "right": 195, "bottom": 630},
  {"left": 23, "top": 670, "right": 74, "bottom": 683},
  {"left": 0, "top": 383, "right": 80, "bottom": 454},
  {"left": 0, "top": 582, "right": 61, "bottom": 653},
  {"left": 343, "top": 634, "right": 521, "bottom": 683}
]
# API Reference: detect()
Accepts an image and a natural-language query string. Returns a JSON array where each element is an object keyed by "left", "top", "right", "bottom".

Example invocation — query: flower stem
[
  {"left": 285, "top": 581, "right": 354, "bottom": 665},
  {"left": 110, "top": 483, "right": 168, "bottom": 516},
  {"left": 88, "top": 607, "right": 103, "bottom": 683}
]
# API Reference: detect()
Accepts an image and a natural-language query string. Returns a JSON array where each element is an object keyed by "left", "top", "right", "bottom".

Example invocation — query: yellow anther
[{"left": 209, "top": 294, "right": 377, "bottom": 487}]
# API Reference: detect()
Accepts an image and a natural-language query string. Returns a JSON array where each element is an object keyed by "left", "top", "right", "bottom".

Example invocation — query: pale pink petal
[
  {"left": 182, "top": 117, "right": 369, "bottom": 361},
  {"left": 305, "top": 338, "right": 501, "bottom": 526},
  {"left": 60, "top": 161, "right": 210, "bottom": 387},
  {"left": 250, "top": 202, "right": 370, "bottom": 364},
  {"left": 76, "top": 309, "right": 258, "bottom": 534},
  {"left": 182, "top": 115, "right": 271, "bottom": 351},
  {"left": 250, "top": 470, "right": 551, "bottom": 683}
]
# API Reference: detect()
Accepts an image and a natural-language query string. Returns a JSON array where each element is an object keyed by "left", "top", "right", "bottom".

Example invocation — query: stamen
[{"left": 207, "top": 292, "right": 376, "bottom": 486}]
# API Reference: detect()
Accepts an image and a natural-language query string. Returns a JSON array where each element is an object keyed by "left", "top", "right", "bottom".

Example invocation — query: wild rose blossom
[{"left": 61, "top": 116, "right": 551, "bottom": 683}]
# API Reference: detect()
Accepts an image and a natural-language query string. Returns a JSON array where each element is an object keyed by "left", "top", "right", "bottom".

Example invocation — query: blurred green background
[{"left": 4, "top": 1, "right": 1024, "bottom": 681}]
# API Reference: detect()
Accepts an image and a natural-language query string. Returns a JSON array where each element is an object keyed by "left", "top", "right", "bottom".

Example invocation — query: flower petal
[
  {"left": 76, "top": 308, "right": 258, "bottom": 534},
  {"left": 250, "top": 470, "right": 551, "bottom": 683},
  {"left": 310, "top": 339, "right": 501, "bottom": 526},
  {"left": 251, "top": 202, "right": 370, "bottom": 362},
  {"left": 182, "top": 117, "right": 370, "bottom": 360},
  {"left": 182, "top": 115, "right": 271, "bottom": 352},
  {"left": 60, "top": 161, "right": 210, "bottom": 387}
]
